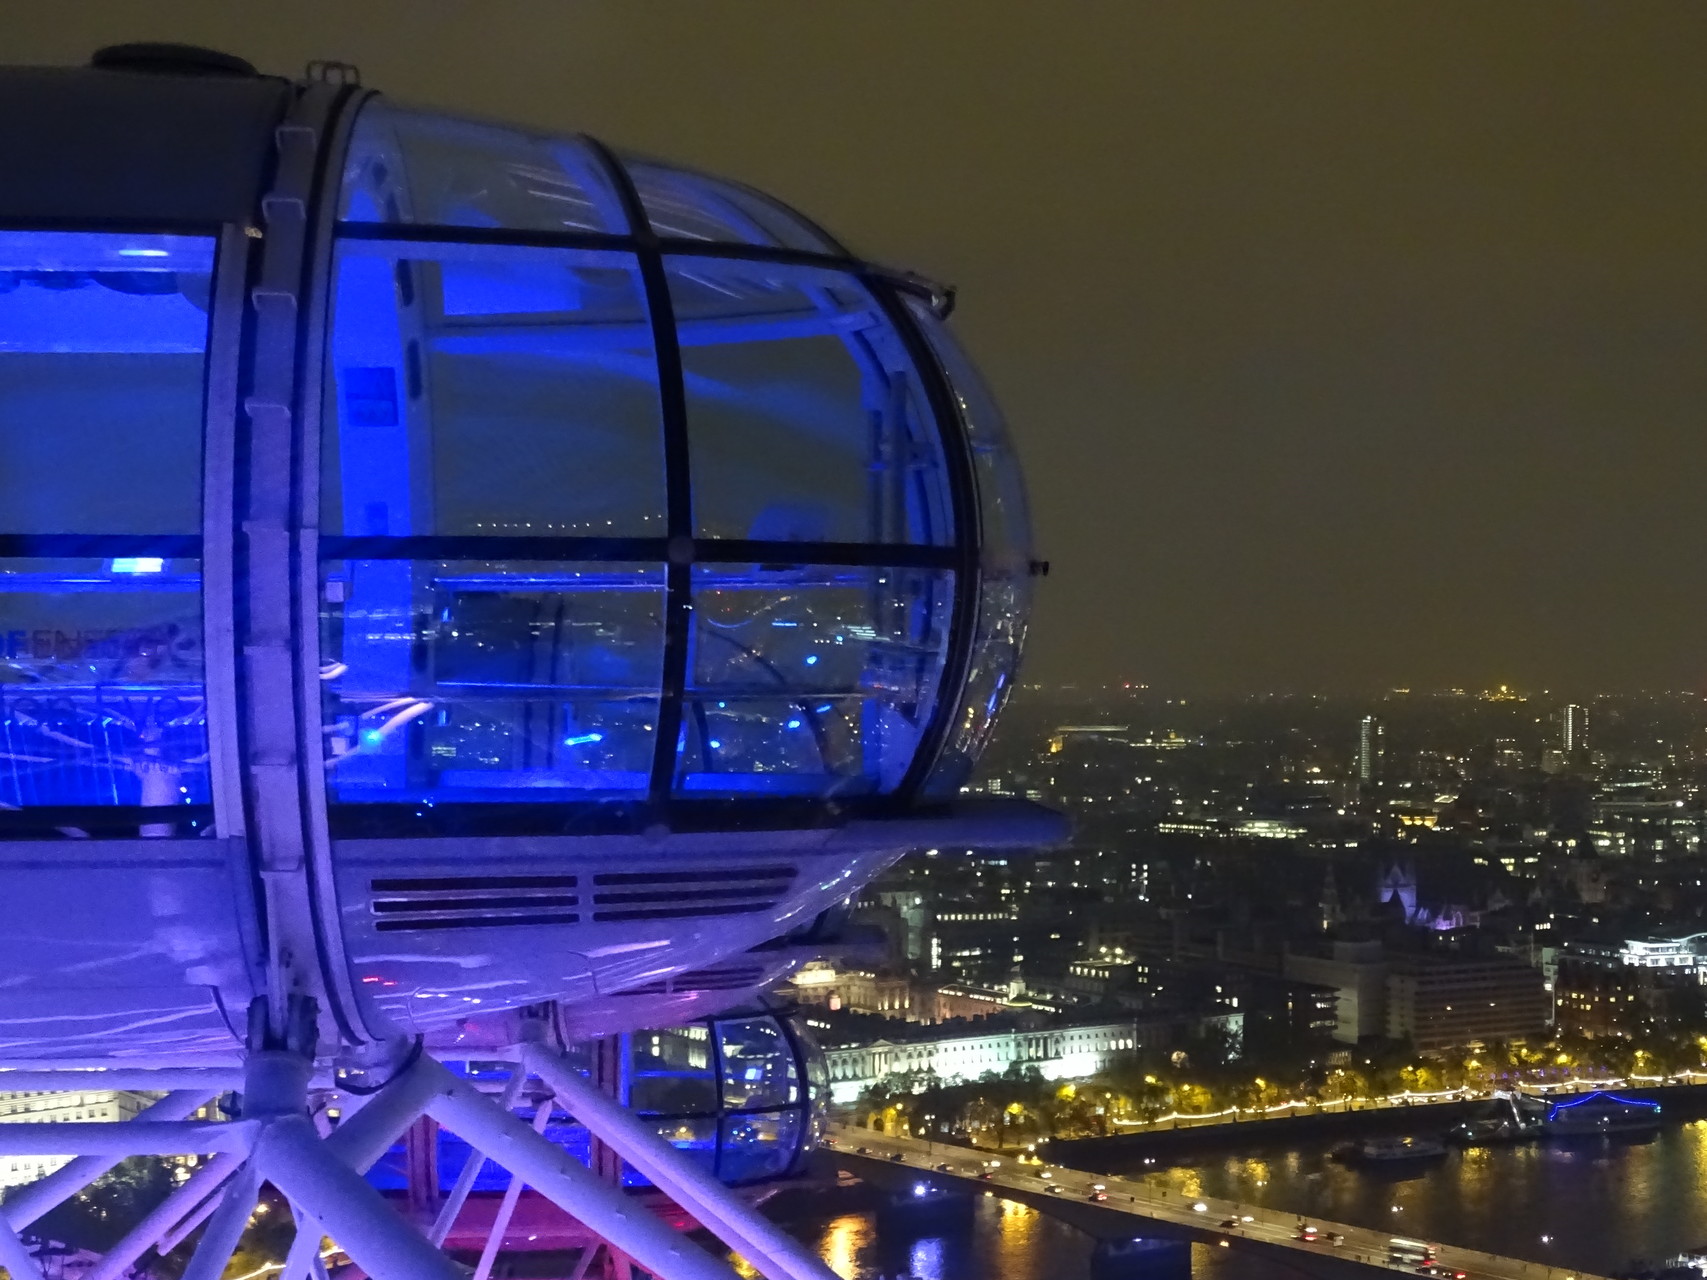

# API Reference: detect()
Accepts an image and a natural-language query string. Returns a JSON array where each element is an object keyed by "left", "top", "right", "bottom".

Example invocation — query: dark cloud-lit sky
[{"left": 19, "top": 3, "right": 1707, "bottom": 693}]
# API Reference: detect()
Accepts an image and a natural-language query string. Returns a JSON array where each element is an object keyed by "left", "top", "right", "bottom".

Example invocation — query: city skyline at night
[{"left": 3, "top": 8, "right": 1706, "bottom": 1279}]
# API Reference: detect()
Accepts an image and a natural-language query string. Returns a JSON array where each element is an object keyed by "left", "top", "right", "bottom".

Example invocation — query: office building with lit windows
[
  {"left": 1555, "top": 935, "right": 1707, "bottom": 1039},
  {"left": 1385, "top": 955, "right": 1549, "bottom": 1050},
  {"left": 1357, "top": 714, "right": 1386, "bottom": 788}
]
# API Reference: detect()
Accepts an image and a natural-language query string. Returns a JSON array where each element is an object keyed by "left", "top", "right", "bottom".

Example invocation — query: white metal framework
[{"left": 0, "top": 1009, "right": 853, "bottom": 1280}]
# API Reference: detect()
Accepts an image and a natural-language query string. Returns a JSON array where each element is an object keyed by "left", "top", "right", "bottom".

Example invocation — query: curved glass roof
[
  {"left": 622, "top": 155, "right": 842, "bottom": 253},
  {"left": 337, "top": 103, "right": 841, "bottom": 253}
]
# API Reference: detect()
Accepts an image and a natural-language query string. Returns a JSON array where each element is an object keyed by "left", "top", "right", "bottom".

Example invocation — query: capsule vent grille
[
  {"left": 368, "top": 875, "right": 579, "bottom": 932},
  {"left": 589, "top": 865, "right": 797, "bottom": 922}
]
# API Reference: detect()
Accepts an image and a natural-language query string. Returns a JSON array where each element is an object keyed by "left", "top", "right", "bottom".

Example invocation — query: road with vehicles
[{"left": 828, "top": 1125, "right": 1612, "bottom": 1280}]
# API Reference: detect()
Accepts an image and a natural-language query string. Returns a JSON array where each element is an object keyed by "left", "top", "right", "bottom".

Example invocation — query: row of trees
[{"left": 854, "top": 1026, "right": 1707, "bottom": 1146}]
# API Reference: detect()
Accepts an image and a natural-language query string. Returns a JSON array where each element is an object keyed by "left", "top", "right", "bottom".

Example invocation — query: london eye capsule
[{"left": 0, "top": 46, "right": 1055, "bottom": 1069}]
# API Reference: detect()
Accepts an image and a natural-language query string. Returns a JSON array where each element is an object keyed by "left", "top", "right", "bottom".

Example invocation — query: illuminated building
[
  {"left": 821, "top": 1017, "right": 1144, "bottom": 1103},
  {"left": 1384, "top": 955, "right": 1549, "bottom": 1051},
  {"left": 1357, "top": 714, "right": 1386, "bottom": 788},
  {"left": 783, "top": 965, "right": 917, "bottom": 1017},
  {"left": 0, "top": 1090, "right": 149, "bottom": 1188},
  {"left": 1555, "top": 935, "right": 1707, "bottom": 1039},
  {"left": 1563, "top": 703, "right": 1588, "bottom": 756},
  {"left": 1284, "top": 940, "right": 1389, "bottom": 1044}
]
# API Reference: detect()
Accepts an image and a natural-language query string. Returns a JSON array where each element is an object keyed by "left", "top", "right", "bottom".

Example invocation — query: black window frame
[{"left": 319, "top": 123, "right": 981, "bottom": 838}]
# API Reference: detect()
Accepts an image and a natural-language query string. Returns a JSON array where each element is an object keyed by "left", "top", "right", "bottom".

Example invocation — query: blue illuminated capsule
[{"left": 0, "top": 47, "right": 1050, "bottom": 1070}]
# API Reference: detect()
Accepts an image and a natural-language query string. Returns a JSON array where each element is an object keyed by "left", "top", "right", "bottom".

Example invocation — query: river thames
[
  {"left": 784, "top": 1119, "right": 1707, "bottom": 1278},
  {"left": 780, "top": 1196, "right": 1304, "bottom": 1280}
]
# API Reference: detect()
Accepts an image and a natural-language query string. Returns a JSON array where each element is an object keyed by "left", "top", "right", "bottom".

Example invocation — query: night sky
[{"left": 17, "top": 4, "right": 1707, "bottom": 694}]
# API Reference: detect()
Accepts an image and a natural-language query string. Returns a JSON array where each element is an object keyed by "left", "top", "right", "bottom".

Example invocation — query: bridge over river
[{"left": 827, "top": 1126, "right": 1610, "bottom": 1280}]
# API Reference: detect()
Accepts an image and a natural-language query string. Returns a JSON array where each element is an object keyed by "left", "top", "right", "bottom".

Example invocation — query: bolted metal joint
[
  {"left": 236, "top": 995, "right": 319, "bottom": 1119},
  {"left": 245, "top": 993, "right": 320, "bottom": 1057}
]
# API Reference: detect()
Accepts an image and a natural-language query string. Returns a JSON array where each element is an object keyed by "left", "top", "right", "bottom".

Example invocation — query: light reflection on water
[
  {"left": 907, "top": 1235, "right": 944, "bottom": 1280},
  {"left": 788, "top": 1196, "right": 1302, "bottom": 1280},
  {"left": 785, "top": 1197, "right": 1093, "bottom": 1280},
  {"left": 820, "top": 1214, "right": 869, "bottom": 1278},
  {"left": 1092, "top": 1120, "right": 1707, "bottom": 1275},
  {"left": 781, "top": 1121, "right": 1707, "bottom": 1278}
]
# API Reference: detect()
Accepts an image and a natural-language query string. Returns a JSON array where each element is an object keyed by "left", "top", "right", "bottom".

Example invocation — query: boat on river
[
  {"left": 1450, "top": 1093, "right": 1547, "bottom": 1146},
  {"left": 1336, "top": 1135, "right": 1449, "bottom": 1164},
  {"left": 877, "top": 1177, "right": 975, "bottom": 1230},
  {"left": 1542, "top": 1091, "right": 1663, "bottom": 1137},
  {"left": 1447, "top": 1115, "right": 1533, "bottom": 1146}
]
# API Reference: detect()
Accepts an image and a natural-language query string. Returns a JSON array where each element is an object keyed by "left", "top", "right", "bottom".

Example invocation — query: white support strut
[
  {"left": 526, "top": 1044, "right": 842, "bottom": 1280},
  {"left": 321, "top": 1055, "right": 447, "bottom": 1173},
  {"left": 178, "top": 1162, "right": 262, "bottom": 1280},
  {"left": 419, "top": 1057, "right": 745, "bottom": 1280},
  {"left": 154, "top": 1180, "right": 228, "bottom": 1257},
  {"left": 0, "top": 1209, "right": 46, "bottom": 1280},
  {"left": 0, "top": 1120, "right": 255, "bottom": 1157},
  {"left": 0, "top": 1069, "right": 244, "bottom": 1092},
  {"left": 428, "top": 1065, "right": 527, "bottom": 1246},
  {"left": 279, "top": 1201, "right": 330, "bottom": 1280},
  {"left": 253, "top": 1115, "right": 465, "bottom": 1280},
  {"left": 278, "top": 1214, "right": 321, "bottom": 1280},
  {"left": 473, "top": 1097, "right": 554, "bottom": 1280}
]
